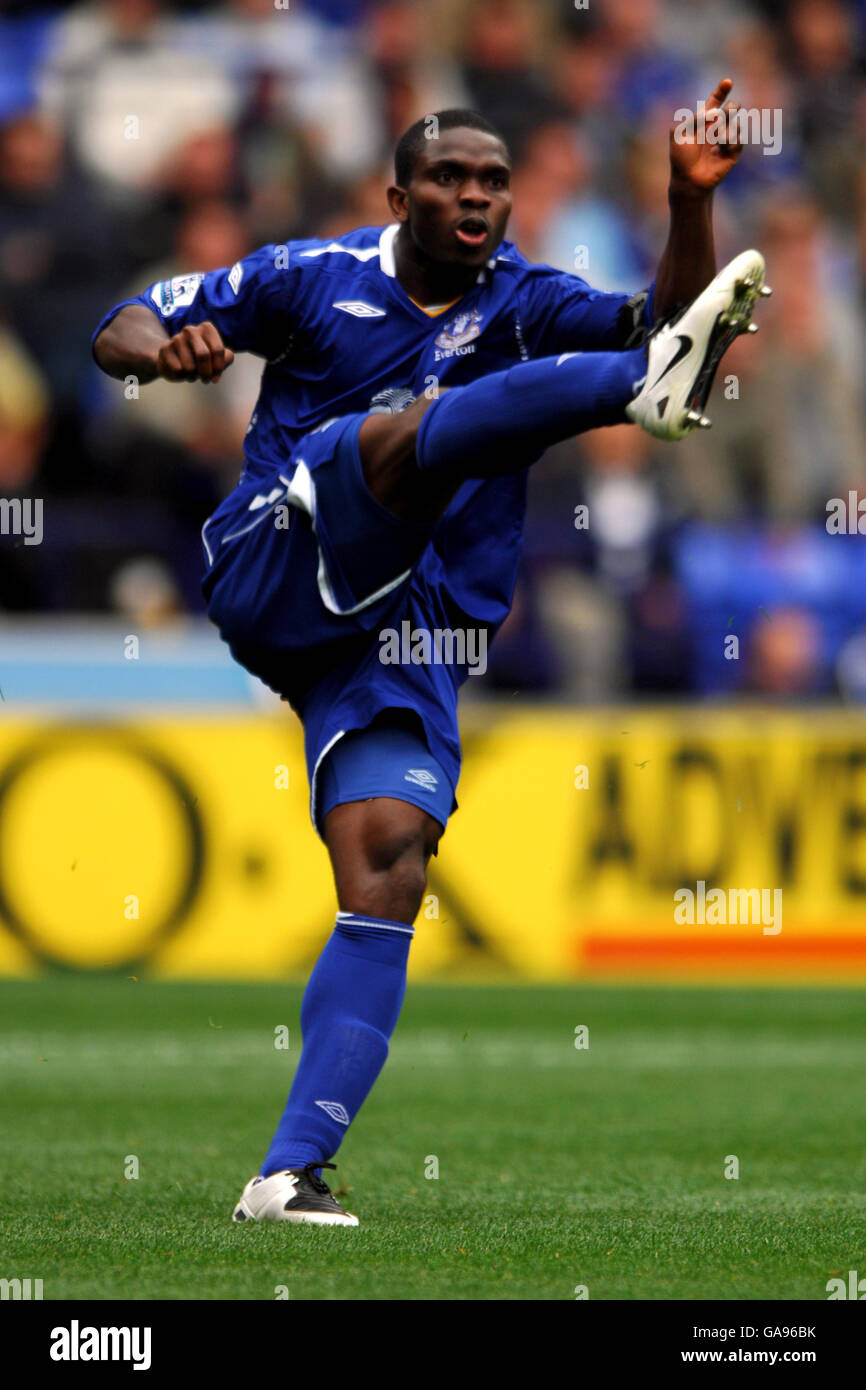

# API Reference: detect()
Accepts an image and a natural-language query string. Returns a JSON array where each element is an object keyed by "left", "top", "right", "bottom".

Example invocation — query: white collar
[
  {"left": 378, "top": 223, "right": 399, "bottom": 277},
  {"left": 378, "top": 222, "right": 499, "bottom": 284}
]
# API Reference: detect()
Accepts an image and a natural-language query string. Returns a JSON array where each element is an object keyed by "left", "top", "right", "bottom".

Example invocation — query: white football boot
[
  {"left": 626, "top": 249, "right": 770, "bottom": 441},
  {"left": 232, "top": 1162, "right": 359, "bottom": 1227}
]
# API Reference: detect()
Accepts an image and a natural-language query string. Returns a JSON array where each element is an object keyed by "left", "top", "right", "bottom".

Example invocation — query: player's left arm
[
  {"left": 652, "top": 77, "right": 745, "bottom": 320},
  {"left": 519, "top": 79, "right": 744, "bottom": 355}
]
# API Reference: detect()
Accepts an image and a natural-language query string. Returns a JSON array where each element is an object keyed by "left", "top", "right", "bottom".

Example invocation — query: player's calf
[{"left": 411, "top": 347, "right": 647, "bottom": 480}]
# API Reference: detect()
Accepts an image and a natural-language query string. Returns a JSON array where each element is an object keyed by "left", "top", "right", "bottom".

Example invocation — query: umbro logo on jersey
[
  {"left": 404, "top": 768, "right": 438, "bottom": 792},
  {"left": 315, "top": 1100, "right": 350, "bottom": 1125},
  {"left": 332, "top": 301, "right": 387, "bottom": 318},
  {"left": 228, "top": 261, "right": 243, "bottom": 295}
]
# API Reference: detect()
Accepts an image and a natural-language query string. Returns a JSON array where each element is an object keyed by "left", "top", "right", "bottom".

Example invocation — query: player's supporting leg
[
  {"left": 233, "top": 725, "right": 447, "bottom": 1227},
  {"left": 260, "top": 798, "right": 439, "bottom": 1157}
]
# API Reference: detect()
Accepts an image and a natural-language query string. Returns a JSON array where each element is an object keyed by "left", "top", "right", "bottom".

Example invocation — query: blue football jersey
[
  {"left": 92, "top": 223, "right": 652, "bottom": 628},
  {"left": 93, "top": 225, "right": 653, "bottom": 820}
]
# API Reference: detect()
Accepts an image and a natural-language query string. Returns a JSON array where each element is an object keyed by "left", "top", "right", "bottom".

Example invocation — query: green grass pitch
[{"left": 1, "top": 978, "right": 864, "bottom": 1300}]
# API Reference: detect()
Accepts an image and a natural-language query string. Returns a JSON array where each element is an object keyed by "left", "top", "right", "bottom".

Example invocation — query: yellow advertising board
[{"left": 0, "top": 707, "right": 864, "bottom": 980}]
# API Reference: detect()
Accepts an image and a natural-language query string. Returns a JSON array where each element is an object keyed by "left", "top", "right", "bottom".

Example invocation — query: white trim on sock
[{"left": 336, "top": 911, "right": 415, "bottom": 936}]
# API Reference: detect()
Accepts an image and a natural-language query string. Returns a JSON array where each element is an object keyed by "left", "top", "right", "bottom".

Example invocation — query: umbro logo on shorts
[
  {"left": 404, "top": 768, "right": 438, "bottom": 792},
  {"left": 315, "top": 1100, "right": 350, "bottom": 1125},
  {"left": 332, "top": 301, "right": 387, "bottom": 318}
]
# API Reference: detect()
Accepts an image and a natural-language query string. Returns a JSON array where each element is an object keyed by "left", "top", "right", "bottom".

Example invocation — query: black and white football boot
[
  {"left": 626, "top": 249, "right": 770, "bottom": 441},
  {"left": 232, "top": 1162, "right": 359, "bottom": 1227}
]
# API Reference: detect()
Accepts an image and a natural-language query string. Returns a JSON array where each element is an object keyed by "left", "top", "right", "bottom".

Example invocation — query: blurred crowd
[{"left": 1, "top": 0, "right": 866, "bottom": 701}]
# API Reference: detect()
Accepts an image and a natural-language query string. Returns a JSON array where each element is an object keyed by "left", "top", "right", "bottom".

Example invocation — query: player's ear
[{"left": 387, "top": 184, "right": 409, "bottom": 223}]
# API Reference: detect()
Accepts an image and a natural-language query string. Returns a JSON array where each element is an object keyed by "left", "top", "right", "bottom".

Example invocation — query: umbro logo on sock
[{"left": 315, "top": 1100, "right": 350, "bottom": 1125}]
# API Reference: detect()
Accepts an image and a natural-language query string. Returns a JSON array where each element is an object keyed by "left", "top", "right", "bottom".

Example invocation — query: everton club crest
[{"left": 434, "top": 309, "right": 484, "bottom": 360}]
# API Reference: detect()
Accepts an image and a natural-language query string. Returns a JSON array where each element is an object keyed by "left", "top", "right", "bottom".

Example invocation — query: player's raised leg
[{"left": 360, "top": 249, "right": 769, "bottom": 522}]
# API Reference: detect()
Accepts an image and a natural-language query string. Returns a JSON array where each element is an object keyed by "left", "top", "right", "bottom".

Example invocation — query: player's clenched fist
[{"left": 156, "top": 321, "right": 235, "bottom": 383}]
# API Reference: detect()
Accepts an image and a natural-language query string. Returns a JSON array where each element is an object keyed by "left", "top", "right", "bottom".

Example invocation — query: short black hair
[{"left": 393, "top": 109, "right": 508, "bottom": 187}]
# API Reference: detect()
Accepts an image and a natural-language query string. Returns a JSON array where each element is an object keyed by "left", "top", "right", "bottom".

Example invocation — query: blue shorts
[
  {"left": 202, "top": 413, "right": 435, "bottom": 676},
  {"left": 201, "top": 414, "right": 466, "bottom": 836},
  {"left": 317, "top": 714, "right": 454, "bottom": 838}
]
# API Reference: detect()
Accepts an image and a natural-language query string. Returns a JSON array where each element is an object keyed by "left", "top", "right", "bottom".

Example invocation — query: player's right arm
[
  {"left": 91, "top": 245, "right": 296, "bottom": 386},
  {"left": 94, "top": 305, "right": 235, "bottom": 384}
]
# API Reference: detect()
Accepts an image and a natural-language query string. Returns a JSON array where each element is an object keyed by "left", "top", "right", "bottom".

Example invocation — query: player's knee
[
  {"left": 329, "top": 799, "right": 440, "bottom": 923},
  {"left": 364, "top": 809, "right": 430, "bottom": 869},
  {"left": 344, "top": 855, "right": 427, "bottom": 926},
  {"left": 363, "top": 811, "right": 432, "bottom": 912},
  {"left": 359, "top": 409, "right": 417, "bottom": 487},
  {"left": 377, "top": 857, "right": 428, "bottom": 925},
  {"left": 358, "top": 398, "right": 454, "bottom": 520}
]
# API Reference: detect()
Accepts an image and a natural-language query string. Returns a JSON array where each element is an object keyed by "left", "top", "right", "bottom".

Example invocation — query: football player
[{"left": 93, "top": 83, "right": 767, "bottom": 1226}]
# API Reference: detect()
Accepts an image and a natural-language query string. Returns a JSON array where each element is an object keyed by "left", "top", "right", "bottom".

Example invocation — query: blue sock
[
  {"left": 416, "top": 347, "right": 647, "bottom": 478},
  {"left": 260, "top": 911, "right": 414, "bottom": 1177}
]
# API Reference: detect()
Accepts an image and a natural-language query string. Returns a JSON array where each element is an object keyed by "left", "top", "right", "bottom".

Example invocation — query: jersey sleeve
[
  {"left": 517, "top": 267, "right": 656, "bottom": 357},
  {"left": 90, "top": 244, "right": 296, "bottom": 361}
]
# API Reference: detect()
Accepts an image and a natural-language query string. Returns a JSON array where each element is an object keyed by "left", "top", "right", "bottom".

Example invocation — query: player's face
[{"left": 395, "top": 129, "right": 512, "bottom": 268}]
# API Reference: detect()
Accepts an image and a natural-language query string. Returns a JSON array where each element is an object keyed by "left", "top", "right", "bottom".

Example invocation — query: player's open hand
[
  {"left": 156, "top": 321, "right": 235, "bottom": 383},
  {"left": 669, "top": 78, "right": 744, "bottom": 197}
]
